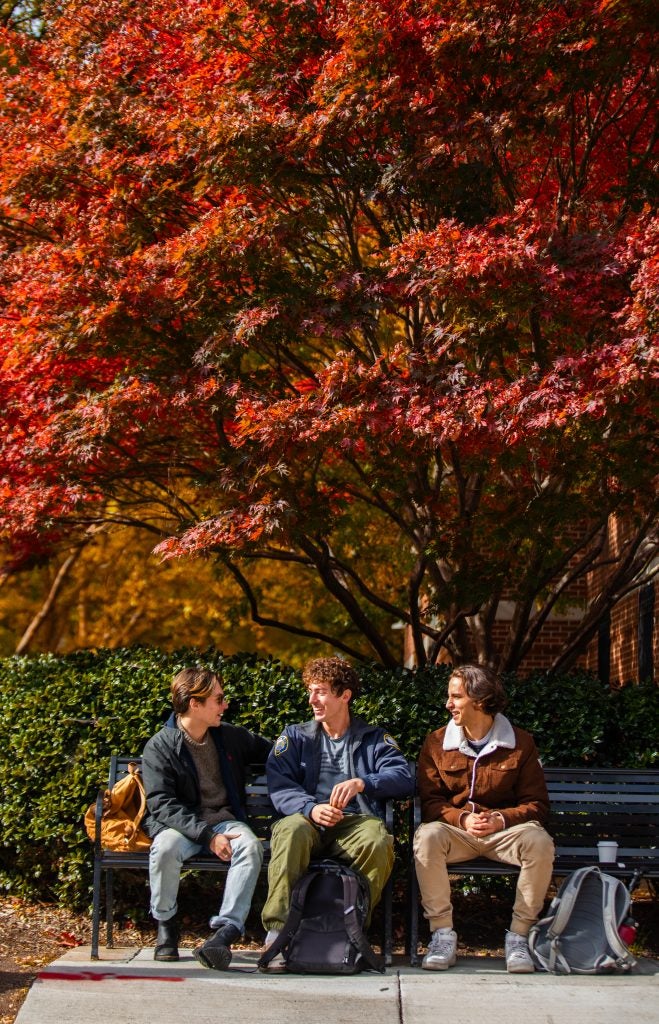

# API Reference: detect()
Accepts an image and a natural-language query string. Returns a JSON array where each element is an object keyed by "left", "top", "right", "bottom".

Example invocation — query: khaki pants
[
  {"left": 413, "top": 820, "right": 555, "bottom": 936},
  {"left": 262, "top": 812, "right": 394, "bottom": 931}
]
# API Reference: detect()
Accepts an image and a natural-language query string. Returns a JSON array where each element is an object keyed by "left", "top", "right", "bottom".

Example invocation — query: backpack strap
[
  {"left": 125, "top": 763, "right": 147, "bottom": 836},
  {"left": 528, "top": 912, "right": 551, "bottom": 971},
  {"left": 599, "top": 873, "right": 637, "bottom": 970},
  {"left": 341, "top": 872, "right": 385, "bottom": 974},
  {"left": 256, "top": 926, "right": 288, "bottom": 970},
  {"left": 548, "top": 935, "right": 571, "bottom": 974},
  {"left": 257, "top": 869, "right": 319, "bottom": 969},
  {"left": 546, "top": 866, "right": 594, "bottom": 939}
]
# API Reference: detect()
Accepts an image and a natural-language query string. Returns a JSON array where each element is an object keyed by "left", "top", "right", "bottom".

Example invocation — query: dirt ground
[{"left": 1, "top": 886, "right": 657, "bottom": 1024}]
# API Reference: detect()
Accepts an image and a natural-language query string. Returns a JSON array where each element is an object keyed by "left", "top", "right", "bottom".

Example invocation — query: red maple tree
[{"left": 0, "top": 0, "right": 657, "bottom": 669}]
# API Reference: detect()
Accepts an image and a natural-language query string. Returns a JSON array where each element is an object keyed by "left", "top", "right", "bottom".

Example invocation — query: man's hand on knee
[{"left": 210, "top": 833, "right": 239, "bottom": 860}]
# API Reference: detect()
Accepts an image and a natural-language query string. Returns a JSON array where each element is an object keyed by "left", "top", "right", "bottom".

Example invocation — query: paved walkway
[{"left": 16, "top": 946, "right": 659, "bottom": 1024}]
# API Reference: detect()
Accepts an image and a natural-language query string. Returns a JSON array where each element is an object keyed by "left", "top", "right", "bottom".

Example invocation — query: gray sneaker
[
  {"left": 259, "top": 929, "right": 286, "bottom": 973},
  {"left": 505, "top": 931, "right": 535, "bottom": 973},
  {"left": 422, "top": 928, "right": 457, "bottom": 971}
]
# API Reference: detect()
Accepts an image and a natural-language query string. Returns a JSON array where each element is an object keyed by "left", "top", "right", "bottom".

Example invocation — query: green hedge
[{"left": 0, "top": 647, "right": 656, "bottom": 907}]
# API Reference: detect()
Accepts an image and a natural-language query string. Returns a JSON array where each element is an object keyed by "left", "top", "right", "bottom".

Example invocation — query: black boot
[
  {"left": 154, "top": 918, "right": 179, "bottom": 962},
  {"left": 193, "top": 922, "right": 241, "bottom": 971}
]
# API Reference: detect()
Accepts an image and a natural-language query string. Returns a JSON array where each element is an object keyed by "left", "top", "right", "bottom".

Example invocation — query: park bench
[
  {"left": 408, "top": 767, "right": 659, "bottom": 964},
  {"left": 89, "top": 754, "right": 406, "bottom": 963}
]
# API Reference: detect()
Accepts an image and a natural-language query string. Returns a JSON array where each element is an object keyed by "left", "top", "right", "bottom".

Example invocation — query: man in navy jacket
[{"left": 261, "top": 657, "right": 413, "bottom": 956}]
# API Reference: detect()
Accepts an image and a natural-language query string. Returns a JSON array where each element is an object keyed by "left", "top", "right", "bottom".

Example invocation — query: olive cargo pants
[{"left": 262, "top": 812, "right": 394, "bottom": 931}]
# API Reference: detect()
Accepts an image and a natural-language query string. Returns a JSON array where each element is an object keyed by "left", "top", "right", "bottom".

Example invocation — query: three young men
[{"left": 142, "top": 659, "right": 553, "bottom": 973}]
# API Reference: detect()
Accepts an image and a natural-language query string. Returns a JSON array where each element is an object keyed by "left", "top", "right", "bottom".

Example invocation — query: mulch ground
[
  {"left": 0, "top": 897, "right": 92, "bottom": 1024},
  {"left": 1, "top": 886, "right": 657, "bottom": 1023}
]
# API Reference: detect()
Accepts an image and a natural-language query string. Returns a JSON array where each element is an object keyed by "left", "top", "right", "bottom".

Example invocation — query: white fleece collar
[{"left": 443, "top": 713, "right": 515, "bottom": 758}]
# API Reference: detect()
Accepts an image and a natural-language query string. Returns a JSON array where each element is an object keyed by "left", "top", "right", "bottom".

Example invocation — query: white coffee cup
[{"left": 597, "top": 840, "right": 618, "bottom": 864}]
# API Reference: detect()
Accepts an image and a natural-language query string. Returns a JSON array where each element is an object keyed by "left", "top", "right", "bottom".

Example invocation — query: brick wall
[
  {"left": 585, "top": 582, "right": 658, "bottom": 686},
  {"left": 403, "top": 617, "right": 588, "bottom": 674},
  {"left": 582, "top": 516, "right": 658, "bottom": 686},
  {"left": 490, "top": 621, "right": 588, "bottom": 675}
]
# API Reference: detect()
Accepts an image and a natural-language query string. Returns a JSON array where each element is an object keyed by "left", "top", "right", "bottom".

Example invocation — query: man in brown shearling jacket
[{"left": 413, "top": 664, "right": 554, "bottom": 974}]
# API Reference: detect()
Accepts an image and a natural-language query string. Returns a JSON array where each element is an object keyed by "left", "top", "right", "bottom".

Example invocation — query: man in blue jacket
[
  {"left": 261, "top": 656, "right": 413, "bottom": 957},
  {"left": 142, "top": 667, "right": 271, "bottom": 969}
]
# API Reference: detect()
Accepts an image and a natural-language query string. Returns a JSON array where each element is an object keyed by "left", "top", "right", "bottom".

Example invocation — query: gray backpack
[{"left": 529, "top": 865, "right": 636, "bottom": 974}]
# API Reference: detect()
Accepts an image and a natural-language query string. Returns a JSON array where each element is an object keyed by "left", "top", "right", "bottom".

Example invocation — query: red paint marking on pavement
[{"left": 37, "top": 970, "right": 185, "bottom": 983}]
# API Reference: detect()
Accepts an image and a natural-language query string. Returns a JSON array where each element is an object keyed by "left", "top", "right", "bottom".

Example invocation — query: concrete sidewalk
[{"left": 16, "top": 945, "right": 659, "bottom": 1024}]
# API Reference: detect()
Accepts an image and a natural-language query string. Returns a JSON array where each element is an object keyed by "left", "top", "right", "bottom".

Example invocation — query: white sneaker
[
  {"left": 505, "top": 931, "right": 535, "bottom": 973},
  {"left": 260, "top": 929, "right": 286, "bottom": 972},
  {"left": 422, "top": 928, "right": 457, "bottom": 970}
]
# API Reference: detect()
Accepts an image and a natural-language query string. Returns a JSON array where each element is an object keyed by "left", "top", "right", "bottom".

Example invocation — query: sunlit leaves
[{"left": 0, "top": 0, "right": 656, "bottom": 667}]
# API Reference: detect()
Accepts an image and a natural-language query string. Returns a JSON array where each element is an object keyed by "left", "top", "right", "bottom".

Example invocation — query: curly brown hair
[{"left": 302, "top": 657, "right": 360, "bottom": 702}]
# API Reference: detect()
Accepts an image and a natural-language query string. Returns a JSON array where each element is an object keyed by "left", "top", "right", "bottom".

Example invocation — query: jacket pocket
[
  {"left": 438, "top": 762, "right": 469, "bottom": 792},
  {"left": 480, "top": 759, "right": 520, "bottom": 801}
]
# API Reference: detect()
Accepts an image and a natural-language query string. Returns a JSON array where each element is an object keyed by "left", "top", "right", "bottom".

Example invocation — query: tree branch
[
  {"left": 15, "top": 547, "right": 83, "bottom": 654},
  {"left": 222, "top": 557, "right": 371, "bottom": 662}
]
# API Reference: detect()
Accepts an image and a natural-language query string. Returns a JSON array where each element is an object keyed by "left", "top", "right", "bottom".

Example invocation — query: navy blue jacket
[
  {"left": 267, "top": 716, "right": 414, "bottom": 820},
  {"left": 142, "top": 714, "right": 271, "bottom": 847}
]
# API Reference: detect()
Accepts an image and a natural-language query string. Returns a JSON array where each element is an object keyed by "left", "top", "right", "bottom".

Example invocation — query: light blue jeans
[{"left": 149, "top": 820, "right": 263, "bottom": 933}]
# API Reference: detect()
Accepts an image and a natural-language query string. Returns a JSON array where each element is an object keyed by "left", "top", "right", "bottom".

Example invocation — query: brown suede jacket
[{"left": 418, "top": 714, "right": 550, "bottom": 829}]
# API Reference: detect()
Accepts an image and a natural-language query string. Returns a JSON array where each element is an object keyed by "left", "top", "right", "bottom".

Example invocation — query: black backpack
[{"left": 257, "top": 860, "right": 386, "bottom": 974}]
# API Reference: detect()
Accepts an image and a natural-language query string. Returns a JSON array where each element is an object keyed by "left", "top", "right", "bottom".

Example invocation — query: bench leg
[
  {"left": 383, "top": 873, "right": 393, "bottom": 966},
  {"left": 106, "top": 869, "right": 114, "bottom": 949},
  {"left": 407, "top": 809, "right": 421, "bottom": 966},
  {"left": 91, "top": 858, "right": 102, "bottom": 960},
  {"left": 409, "top": 857, "right": 420, "bottom": 966}
]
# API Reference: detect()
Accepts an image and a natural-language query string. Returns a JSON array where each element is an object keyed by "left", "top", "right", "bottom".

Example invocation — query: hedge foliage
[{"left": 0, "top": 647, "right": 656, "bottom": 907}]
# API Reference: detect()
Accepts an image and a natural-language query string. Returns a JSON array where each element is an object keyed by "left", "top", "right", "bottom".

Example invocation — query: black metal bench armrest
[{"left": 92, "top": 789, "right": 105, "bottom": 854}]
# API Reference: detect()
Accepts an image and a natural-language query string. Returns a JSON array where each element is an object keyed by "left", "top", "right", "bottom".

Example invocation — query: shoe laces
[
  {"left": 506, "top": 934, "right": 531, "bottom": 960},
  {"left": 428, "top": 930, "right": 455, "bottom": 957}
]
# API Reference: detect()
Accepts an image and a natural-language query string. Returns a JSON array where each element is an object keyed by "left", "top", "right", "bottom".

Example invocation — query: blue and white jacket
[{"left": 267, "top": 716, "right": 414, "bottom": 820}]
